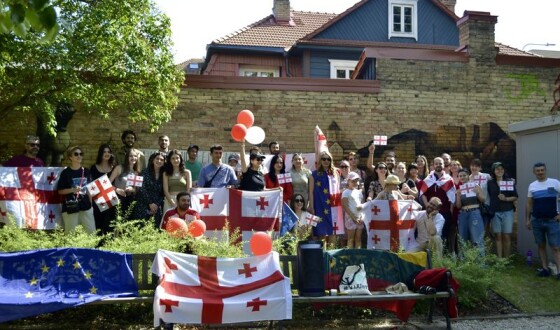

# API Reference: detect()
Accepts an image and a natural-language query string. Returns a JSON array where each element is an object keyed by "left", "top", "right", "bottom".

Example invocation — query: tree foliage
[
  {"left": 0, "top": 0, "right": 58, "bottom": 39},
  {"left": 0, "top": 0, "right": 184, "bottom": 133}
]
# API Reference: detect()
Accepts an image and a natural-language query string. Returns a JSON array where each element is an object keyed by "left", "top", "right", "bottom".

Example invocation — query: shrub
[{"left": 433, "top": 239, "right": 511, "bottom": 309}]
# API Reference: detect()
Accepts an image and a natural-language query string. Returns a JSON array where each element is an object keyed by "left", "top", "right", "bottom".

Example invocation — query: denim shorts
[
  {"left": 531, "top": 217, "right": 560, "bottom": 247},
  {"left": 491, "top": 210, "right": 514, "bottom": 234}
]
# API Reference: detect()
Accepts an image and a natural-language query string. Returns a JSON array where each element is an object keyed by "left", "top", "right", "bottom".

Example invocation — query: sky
[{"left": 153, "top": 0, "right": 560, "bottom": 63}]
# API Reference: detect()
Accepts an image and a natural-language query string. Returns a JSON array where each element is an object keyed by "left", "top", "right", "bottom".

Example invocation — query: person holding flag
[
  {"left": 308, "top": 150, "right": 341, "bottom": 248},
  {"left": 419, "top": 157, "right": 456, "bottom": 254}
]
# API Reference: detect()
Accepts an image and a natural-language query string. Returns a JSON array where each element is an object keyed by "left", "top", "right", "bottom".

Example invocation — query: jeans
[
  {"left": 458, "top": 208, "right": 485, "bottom": 250},
  {"left": 491, "top": 210, "right": 514, "bottom": 234},
  {"left": 531, "top": 217, "right": 560, "bottom": 247}
]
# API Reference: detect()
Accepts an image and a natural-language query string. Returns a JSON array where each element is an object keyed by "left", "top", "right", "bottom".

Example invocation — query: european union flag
[
  {"left": 0, "top": 248, "right": 138, "bottom": 323},
  {"left": 280, "top": 202, "right": 298, "bottom": 236}
]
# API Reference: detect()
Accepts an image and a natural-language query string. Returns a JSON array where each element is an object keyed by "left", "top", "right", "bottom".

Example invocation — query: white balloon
[{"left": 245, "top": 126, "right": 266, "bottom": 145}]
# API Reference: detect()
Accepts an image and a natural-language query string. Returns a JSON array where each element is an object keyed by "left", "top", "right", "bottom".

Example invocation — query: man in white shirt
[{"left": 409, "top": 197, "right": 445, "bottom": 258}]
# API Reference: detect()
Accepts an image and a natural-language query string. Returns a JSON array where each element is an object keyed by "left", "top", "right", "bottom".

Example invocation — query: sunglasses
[
  {"left": 27, "top": 143, "right": 40, "bottom": 147},
  {"left": 377, "top": 167, "right": 387, "bottom": 170},
  {"left": 340, "top": 165, "right": 349, "bottom": 168},
  {"left": 73, "top": 152, "right": 84, "bottom": 157},
  {"left": 295, "top": 199, "right": 304, "bottom": 203},
  {"left": 275, "top": 161, "right": 284, "bottom": 164},
  {"left": 321, "top": 158, "right": 331, "bottom": 161}
]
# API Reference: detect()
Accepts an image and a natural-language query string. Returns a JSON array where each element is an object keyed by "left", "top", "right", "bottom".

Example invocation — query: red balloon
[
  {"left": 237, "top": 110, "right": 254, "bottom": 128},
  {"left": 231, "top": 123, "right": 247, "bottom": 142},
  {"left": 188, "top": 219, "right": 206, "bottom": 238},
  {"left": 250, "top": 232, "right": 273, "bottom": 256},
  {"left": 166, "top": 217, "right": 188, "bottom": 238}
]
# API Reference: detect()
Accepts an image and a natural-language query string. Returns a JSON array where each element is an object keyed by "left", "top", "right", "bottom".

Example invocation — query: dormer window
[{"left": 388, "top": 0, "right": 418, "bottom": 40}]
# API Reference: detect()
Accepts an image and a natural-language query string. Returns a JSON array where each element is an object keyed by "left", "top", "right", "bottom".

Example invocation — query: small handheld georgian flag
[
  {"left": 126, "top": 174, "right": 143, "bottom": 187},
  {"left": 459, "top": 182, "right": 476, "bottom": 197},
  {"left": 86, "top": 174, "right": 119, "bottom": 212},
  {"left": 373, "top": 135, "right": 388, "bottom": 145},
  {"left": 303, "top": 212, "right": 321, "bottom": 227},
  {"left": 277, "top": 173, "right": 292, "bottom": 184},
  {"left": 499, "top": 180, "right": 515, "bottom": 191},
  {"left": 471, "top": 174, "right": 488, "bottom": 186}
]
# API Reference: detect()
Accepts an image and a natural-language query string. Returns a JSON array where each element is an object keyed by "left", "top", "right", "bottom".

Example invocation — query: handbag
[
  {"left": 203, "top": 165, "right": 223, "bottom": 188},
  {"left": 479, "top": 203, "right": 495, "bottom": 218},
  {"left": 65, "top": 167, "right": 84, "bottom": 214},
  {"left": 65, "top": 198, "right": 81, "bottom": 214}
]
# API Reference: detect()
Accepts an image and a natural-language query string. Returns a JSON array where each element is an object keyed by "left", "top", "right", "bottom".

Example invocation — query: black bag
[
  {"left": 65, "top": 198, "right": 80, "bottom": 214},
  {"left": 479, "top": 203, "right": 495, "bottom": 218},
  {"left": 203, "top": 166, "right": 223, "bottom": 188}
]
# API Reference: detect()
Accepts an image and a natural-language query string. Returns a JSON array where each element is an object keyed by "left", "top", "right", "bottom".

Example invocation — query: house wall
[
  {"left": 2, "top": 58, "right": 556, "bottom": 178},
  {"left": 314, "top": 0, "right": 458, "bottom": 46},
  {"left": 309, "top": 50, "right": 363, "bottom": 78},
  {"left": 204, "top": 54, "right": 301, "bottom": 77}
]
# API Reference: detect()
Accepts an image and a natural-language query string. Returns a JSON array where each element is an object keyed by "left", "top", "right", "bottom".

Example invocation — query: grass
[{"left": 491, "top": 255, "right": 560, "bottom": 313}]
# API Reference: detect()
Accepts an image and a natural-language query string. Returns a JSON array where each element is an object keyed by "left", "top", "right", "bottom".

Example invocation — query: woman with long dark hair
[
  {"left": 265, "top": 154, "right": 293, "bottom": 204},
  {"left": 90, "top": 144, "right": 116, "bottom": 233},
  {"left": 133, "top": 152, "right": 166, "bottom": 227},
  {"left": 487, "top": 162, "right": 518, "bottom": 258},
  {"left": 163, "top": 150, "right": 192, "bottom": 212},
  {"left": 110, "top": 149, "right": 141, "bottom": 219},
  {"left": 366, "top": 162, "right": 388, "bottom": 201}
]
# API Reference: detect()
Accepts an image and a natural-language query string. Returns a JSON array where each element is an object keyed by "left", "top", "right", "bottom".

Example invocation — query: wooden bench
[{"left": 91, "top": 252, "right": 454, "bottom": 329}]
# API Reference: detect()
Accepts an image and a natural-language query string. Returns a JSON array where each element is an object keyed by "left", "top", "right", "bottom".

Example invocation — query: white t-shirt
[{"left": 342, "top": 188, "right": 364, "bottom": 219}]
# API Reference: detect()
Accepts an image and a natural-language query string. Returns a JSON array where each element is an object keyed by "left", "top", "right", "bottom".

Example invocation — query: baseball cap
[
  {"left": 187, "top": 144, "right": 199, "bottom": 152},
  {"left": 228, "top": 154, "right": 240, "bottom": 162},
  {"left": 250, "top": 152, "right": 266, "bottom": 160},
  {"left": 347, "top": 172, "right": 360, "bottom": 181}
]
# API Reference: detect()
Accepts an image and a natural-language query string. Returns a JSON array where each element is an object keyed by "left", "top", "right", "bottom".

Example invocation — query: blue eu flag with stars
[
  {"left": 0, "top": 248, "right": 138, "bottom": 323},
  {"left": 280, "top": 202, "right": 298, "bottom": 236}
]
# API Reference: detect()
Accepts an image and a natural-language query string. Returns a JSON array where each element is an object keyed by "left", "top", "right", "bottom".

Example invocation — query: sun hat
[{"left": 385, "top": 174, "right": 401, "bottom": 185}]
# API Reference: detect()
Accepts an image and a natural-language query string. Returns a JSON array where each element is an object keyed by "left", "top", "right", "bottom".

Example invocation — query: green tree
[
  {"left": 0, "top": 0, "right": 183, "bottom": 133},
  {"left": 0, "top": 0, "right": 58, "bottom": 39}
]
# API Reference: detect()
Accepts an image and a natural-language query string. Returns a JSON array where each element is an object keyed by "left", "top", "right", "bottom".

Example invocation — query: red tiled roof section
[
  {"left": 496, "top": 42, "right": 539, "bottom": 57},
  {"left": 211, "top": 11, "right": 336, "bottom": 49}
]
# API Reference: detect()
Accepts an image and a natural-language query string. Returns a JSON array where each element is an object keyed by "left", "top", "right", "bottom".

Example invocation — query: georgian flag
[
  {"left": 190, "top": 188, "right": 281, "bottom": 253},
  {"left": 86, "top": 174, "right": 119, "bottom": 212},
  {"left": 0, "top": 167, "right": 63, "bottom": 229},
  {"left": 303, "top": 212, "right": 321, "bottom": 227},
  {"left": 126, "top": 174, "right": 143, "bottom": 187},
  {"left": 499, "top": 180, "right": 515, "bottom": 191},
  {"left": 277, "top": 173, "right": 292, "bottom": 184},
  {"left": 363, "top": 200, "right": 422, "bottom": 252},
  {"left": 459, "top": 182, "right": 477, "bottom": 197},
  {"left": 418, "top": 172, "right": 456, "bottom": 204},
  {"left": 152, "top": 250, "right": 292, "bottom": 326}
]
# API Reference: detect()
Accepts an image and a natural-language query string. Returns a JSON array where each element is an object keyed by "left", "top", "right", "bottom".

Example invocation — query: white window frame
[
  {"left": 328, "top": 59, "right": 359, "bottom": 79},
  {"left": 239, "top": 65, "right": 279, "bottom": 77},
  {"left": 388, "top": 0, "right": 418, "bottom": 40}
]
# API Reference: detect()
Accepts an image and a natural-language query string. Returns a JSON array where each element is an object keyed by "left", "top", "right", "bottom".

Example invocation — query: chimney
[
  {"left": 273, "top": 0, "right": 292, "bottom": 25},
  {"left": 457, "top": 11, "right": 498, "bottom": 63},
  {"left": 439, "top": 0, "right": 456, "bottom": 14}
]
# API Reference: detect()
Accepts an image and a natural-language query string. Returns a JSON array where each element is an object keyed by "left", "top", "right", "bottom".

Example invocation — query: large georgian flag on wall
[
  {"left": 0, "top": 167, "right": 64, "bottom": 229},
  {"left": 152, "top": 250, "right": 292, "bottom": 326},
  {"left": 190, "top": 188, "right": 281, "bottom": 252},
  {"left": 363, "top": 200, "right": 422, "bottom": 252}
]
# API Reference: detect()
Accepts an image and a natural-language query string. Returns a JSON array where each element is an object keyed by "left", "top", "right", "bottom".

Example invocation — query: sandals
[{"left": 418, "top": 285, "right": 437, "bottom": 295}]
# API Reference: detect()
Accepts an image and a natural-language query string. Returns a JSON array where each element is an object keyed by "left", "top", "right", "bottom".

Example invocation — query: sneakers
[
  {"left": 548, "top": 262, "right": 558, "bottom": 276},
  {"left": 537, "top": 268, "right": 551, "bottom": 277}
]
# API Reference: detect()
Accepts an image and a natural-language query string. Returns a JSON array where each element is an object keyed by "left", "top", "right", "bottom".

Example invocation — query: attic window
[{"left": 388, "top": 0, "right": 418, "bottom": 40}]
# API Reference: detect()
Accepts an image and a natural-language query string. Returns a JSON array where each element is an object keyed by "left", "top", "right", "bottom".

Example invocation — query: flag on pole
[
  {"left": 0, "top": 167, "right": 64, "bottom": 229},
  {"left": 152, "top": 249, "right": 292, "bottom": 326},
  {"left": 86, "top": 174, "right": 119, "bottom": 212},
  {"left": 280, "top": 202, "right": 297, "bottom": 236}
]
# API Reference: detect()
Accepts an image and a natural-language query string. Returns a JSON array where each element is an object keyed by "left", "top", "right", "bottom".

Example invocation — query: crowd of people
[{"left": 2, "top": 133, "right": 560, "bottom": 280}]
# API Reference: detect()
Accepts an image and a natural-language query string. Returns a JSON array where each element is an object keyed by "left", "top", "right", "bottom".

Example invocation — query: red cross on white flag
[
  {"left": 373, "top": 135, "right": 388, "bottom": 145},
  {"left": 86, "top": 174, "right": 119, "bottom": 212},
  {"left": 126, "top": 174, "right": 143, "bottom": 187},
  {"left": 363, "top": 200, "right": 421, "bottom": 251},
  {"left": 0, "top": 167, "right": 64, "bottom": 229},
  {"left": 303, "top": 212, "right": 321, "bottom": 227},
  {"left": 277, "top": 173, "right": 292, "bottom": 184},
  {"left": 460, "top": 182, "right": 477, "bottom": 197},
  {"left": 190, "top": 188, "right": 281, "bottom": 253},
  {"left": 471, "top": 174, "right": 488, "bottom": 186},
  {"left": 152, "top": 249, "right": 292, "bottom": 326},
  {"left": 499, "top": 180, "right": 515, "bottom": 191}
]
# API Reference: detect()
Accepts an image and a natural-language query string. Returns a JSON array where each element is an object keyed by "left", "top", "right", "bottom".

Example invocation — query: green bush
[{"left": 433, "top": 239, "right": 511, "bottom": 309}]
